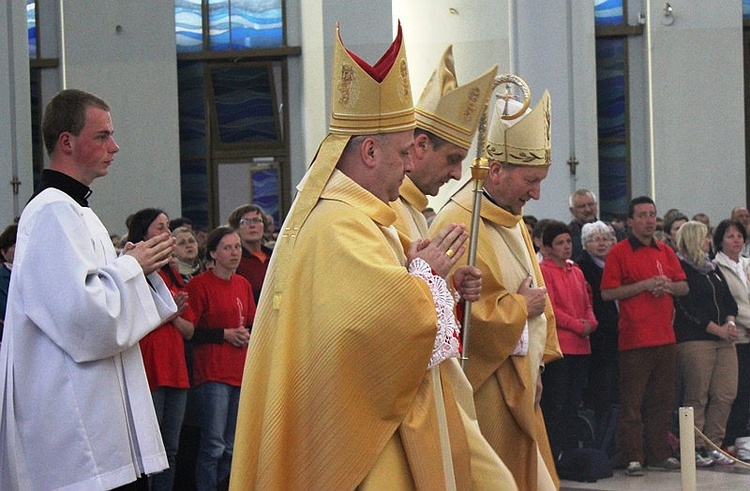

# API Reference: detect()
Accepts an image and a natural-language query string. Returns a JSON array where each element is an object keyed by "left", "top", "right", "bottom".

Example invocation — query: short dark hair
[
  {"left": 713, "top": 219, "right": 747, "bottom": 253},
  {"left": 532, "top": 218, "right": 554, "bottom": 241},
  {"left": 0, "top": 224, "right": 18, "bottom": 253},
  {"left": 414, "top": 127, "right": 449, "bottom": 150},
  {"left": 227, "top": 204, "right": 266, "bottom": 230},
  {"left": 541, "top": 220, "right": 570, "bottom": 247},
  {"left": 126, "top": 208, "right": 166, "bottom": 243},
  {"left": 205, "top": 226, "right": 237, "bottom": 254},
  {"left": 628, "top": 196, "right": 655, "bottom": 218},
  {"left": 663, "top": 213, "right": 689, "bottom": 236},
  {"left": 42, "top": 89, "right": 110, "bottom": 156},
  {"left": 169, "top": 217, "right": 192, "bottom": 231}
]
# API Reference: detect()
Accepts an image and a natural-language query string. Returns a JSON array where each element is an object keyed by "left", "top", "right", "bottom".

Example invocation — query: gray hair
[
  {"left": 581, "top": 220, "right": 614, "bottom": 248},
  {"left": 569, "top": 189, "right": 597, "bottom": 208}
]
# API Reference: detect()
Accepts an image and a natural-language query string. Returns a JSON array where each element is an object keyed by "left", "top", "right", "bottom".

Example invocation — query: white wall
[
  {"left": 58, "top": 0, "right": 181, "bottom": 234},
  {"left": 645, "top": 0, "right": 745, "bottom": 222},
  {"left": 0, "top": 1, "right": 33, "bottom": 225}
]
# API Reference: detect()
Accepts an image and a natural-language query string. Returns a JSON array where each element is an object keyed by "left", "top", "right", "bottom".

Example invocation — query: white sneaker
[
  {"left": 695, "top": 452, "right": 714, "bottom": 467},
  {"left": 708, "top": 449, "right": 734, "bottom": 465},
  {"left": 625, "top": 461, "right": 644, "bottom": 476}
]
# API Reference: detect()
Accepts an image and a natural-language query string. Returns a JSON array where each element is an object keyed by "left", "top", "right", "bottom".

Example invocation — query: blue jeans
[
  {"left": 150, "top": 387, "right": 188, "bottom": 491},
  {"left": 195, "top": 382, "right": 240, "bottom": 491}
]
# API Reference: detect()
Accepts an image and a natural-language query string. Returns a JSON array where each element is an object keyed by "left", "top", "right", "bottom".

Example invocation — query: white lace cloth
[
  {"left": 409, "top": 258, "right": 461, "bottom": 369},
  {"left": 510, "top": 321, "right": 529, "bottom": 356}
]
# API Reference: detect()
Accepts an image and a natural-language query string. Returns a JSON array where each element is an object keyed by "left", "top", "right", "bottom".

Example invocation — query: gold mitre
[
  {"left": 329, "top": 22, "right": 415, "bottom": 135},
  {"left": 485, "top": 89, "right": 551, "bottom": 166},
  {"left": 415, "top": 46, "right": 498, "bottom": 149},
  {"left": 269, "top": 23, "right": 414, "bottom": 306}
]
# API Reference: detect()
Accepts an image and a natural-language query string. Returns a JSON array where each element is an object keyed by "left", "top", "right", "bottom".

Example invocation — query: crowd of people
[
  {"left": 524, "top": 190, "right": 750, "bottom": 477},
  {"left": 3, "top": 21, "right": 750, "bottom": 491}
]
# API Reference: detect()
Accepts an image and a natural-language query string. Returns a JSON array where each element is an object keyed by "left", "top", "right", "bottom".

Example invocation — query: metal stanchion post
[{"left": 679, "top": 406, "right": 696, "bottom": 491}]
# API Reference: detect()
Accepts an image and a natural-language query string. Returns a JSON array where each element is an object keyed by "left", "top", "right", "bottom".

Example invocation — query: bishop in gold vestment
[
  {"left": 432, "top": 89, "right": 562, "bottom": 491},
  {"left": 391, "top": 46, "right": 517, "bottom": 490},
  {"left": 230, "top": 24, "right": 488, "bottom": 490}
]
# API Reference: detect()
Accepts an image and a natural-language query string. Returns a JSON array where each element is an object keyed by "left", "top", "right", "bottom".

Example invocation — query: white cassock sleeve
[{"left": 17, "top": 199, "right": 176, "bottom": 362}]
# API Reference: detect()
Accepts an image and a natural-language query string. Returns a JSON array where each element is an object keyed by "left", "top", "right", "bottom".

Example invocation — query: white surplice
[{"left": 0, "top": 188, "right": 176, "bottom": 490}]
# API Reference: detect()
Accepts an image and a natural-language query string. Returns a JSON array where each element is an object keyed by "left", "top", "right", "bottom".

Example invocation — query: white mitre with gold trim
[
  {"left": 415, "top": 46, "right": 498, "bottom": 150},
  {"left": 485, "top": 89, "right": 551, "bottom": 166}
]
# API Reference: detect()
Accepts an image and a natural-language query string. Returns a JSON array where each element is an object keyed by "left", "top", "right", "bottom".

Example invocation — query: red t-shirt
[
  {"left": 601, "top": 237, "right": 686, "bottom": 351},
  {"left": 184, "top": 270, "right": 255, "bottom": 387},
  {"left": 139, "top": 266, "right": 190, "bottom": 390}
]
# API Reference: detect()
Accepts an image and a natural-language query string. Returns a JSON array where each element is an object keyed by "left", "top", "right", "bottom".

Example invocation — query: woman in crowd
[
  {"left": 127, "top": 208, "right": 193, "bottom": 490},
  {"left": 539, "top": 220, "right": 598, "bottom": 460},
  {"left": 172, "top": 225, "right": 205, "bottom": 281},
  {"left": 577, "top": 221, "right": 620, "bottom": 434},
  {"left": 674, "top": 220, "right": 738, "bottom": 467},
  {"left": 714, "top": 219, "right": 750, "bottom": 461},
  {"left": 183, "top": 226, "right": 255, "bottom": 490}
]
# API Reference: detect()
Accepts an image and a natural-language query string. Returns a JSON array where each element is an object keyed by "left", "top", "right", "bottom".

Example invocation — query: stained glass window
[
  {"left": 176, "top": 0, "right": 283, "bottom": 53},
  {"left": 596, "top": 38, "right": 628, "bottom": 219},
  {"left": 595, "top": 0, "right": 624, "bottom": 28},
  {"left": 594, "top": 0, "right": 630, "bottom": 218},
  {"left": 210, "top": 65, "right": 279, "bottom": 144},
  {"left": 27, "top": 0, "right": 36, "bottom": 58}
]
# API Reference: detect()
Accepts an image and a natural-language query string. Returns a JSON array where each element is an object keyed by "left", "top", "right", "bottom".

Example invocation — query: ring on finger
[{"left": 445, "top": 248, "right": 455, "bottom": 258}]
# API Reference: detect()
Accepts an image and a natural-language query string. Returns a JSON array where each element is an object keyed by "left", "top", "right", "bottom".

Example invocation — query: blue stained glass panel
[
  {"left": 209, "top": 0, "right": 231, "bottom": 50},
  {"left": 251, "top": 168, "right": 279, "bottom": 225},
  {"left": 596, "top": 37, "right": 628, "bottom": 219},
  {"left": 176, "top": 0, "right": 204, "bottom": 53},
  {"left": 177, "top": 0, "right": 284, "bottom": 52},
  {"left": 229, "top": 0, "right": 283, "bottom": 49},
  {"left": 178, "top": 61, "right": 207, "bottom": 156},
  {"left": 211, "top": 66, "right": 277, "bottom": 143},
  {"left": 598, "top": 142, "right": 629, "bottom": 219},
  {"left": 209, "top": 0, "right": 282, "bottom": 50},
  {"left": 27, "top": 0, "right": 36, "bottom": 58},
  {"left": 181, "top": 159, "right": 209, "bottom": 231},
  {"left": 595, "top": 0, "right": 624, "bottom": 27},
  {"left": 596, "top": 39, "right": 626, "bottom": 140}
]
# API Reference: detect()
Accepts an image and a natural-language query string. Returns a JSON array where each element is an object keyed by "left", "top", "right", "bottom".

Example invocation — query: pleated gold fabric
[
  {"left": 431, "top": 182, "right": 562, "bottom": 491},
  {"left": 230, "top": 170, "right": 467, "bottom": 490},
  {"left": 392, "top": 177, "right": 430, "bottom": 241},
  {"left": 391, "top": 181, "right": 518, "bottom": 490}
]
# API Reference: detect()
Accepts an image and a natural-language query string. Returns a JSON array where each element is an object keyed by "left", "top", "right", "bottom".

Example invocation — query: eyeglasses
[
  {"left": 586, "top": 236, "right": 611, "bottom": 244},
  {"left": 239, "top": 217, "right": 264, "bottom": 226}
]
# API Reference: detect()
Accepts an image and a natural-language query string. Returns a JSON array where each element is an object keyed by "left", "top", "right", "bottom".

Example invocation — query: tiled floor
[{"left": 561, "top": 462, "right": 750, "bottom": 490}]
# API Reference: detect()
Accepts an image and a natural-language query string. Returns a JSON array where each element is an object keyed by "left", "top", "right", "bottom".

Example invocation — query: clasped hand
[
  {"left": 646, "top": 275, "right": 669, "bottom": 297},
  {"left": 122, "top": 232, "right": 176, "bottom": 276},
  {"left": 407, "top": 223, "right": 468, "bottom": 278}
]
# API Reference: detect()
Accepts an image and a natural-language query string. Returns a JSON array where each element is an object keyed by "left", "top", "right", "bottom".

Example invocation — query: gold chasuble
[
  {"left": 431, "top": 183, "right": 562, "bottom": 491},
  {"left": 391, "top": 180, "right": 517, "bottom": 489},
  {"left": 392, "top": 177, "right": 430, "bottom": 240},
  {"left": 232, "top": 170, "right": 472, "bottom": 489}
]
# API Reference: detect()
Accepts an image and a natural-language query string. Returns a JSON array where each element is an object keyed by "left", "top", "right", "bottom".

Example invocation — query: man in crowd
[
  {"left": 601, "top": 196, "right": 688, "bottom": 476},
  {"left": 568, "top": 188, "right": 625, "bottom": 261},
  {"left": 229, "top": 24, "right": 516, "bottom": 489},
  {"left": 432, "top": 86, "right": 562, "bottom": 490},
  {"left": 391, "top": 46, "right": 516, "bottom": 487},
  {"left": 0, "top": 89, "right": 178, "bottom": 489}
]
